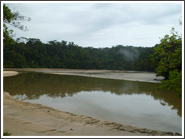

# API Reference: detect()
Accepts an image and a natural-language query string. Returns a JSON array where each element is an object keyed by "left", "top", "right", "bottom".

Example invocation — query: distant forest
[
  {"left": 3, "top": 37, "right": 159, "bottom": 71},
  {"left": 3, "top": 4, "right": 182, "bottom": 97}
]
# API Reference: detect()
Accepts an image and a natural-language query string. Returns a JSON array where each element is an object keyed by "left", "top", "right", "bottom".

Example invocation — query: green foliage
[
  {"left": 153, "top": 28, "right": 182, "bottom": 96},
  {"left": 132, "top": 47, "right": 158, "bottom": 71},
  {"left": 3, "top": 4, "right": 158, "bottom": 72},
  {"left": 3, "top": 4, "right": 15, "bottom": 44},
  {"left": 153, "top": 28, "right": 182, "bottom": 79},
  {"left": 3, "top": 38, "right": 158, "bottom": 71},
  {"left": 3, "top": 131, "right": 11, "bottom": 136},
  {"left": 3, "top": 4, "right": 31, "bottom": 45},
  {"left": 159, "top": 70, "right": 182, "bottom": 97},
  {"left": 3, "top": 4, "right": 14, "bottom": 23},
  {"left": 3, "top": 4, "right": 31, "bottom": 31}
]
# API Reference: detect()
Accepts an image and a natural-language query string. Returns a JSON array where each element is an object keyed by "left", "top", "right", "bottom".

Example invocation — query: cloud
[{"left": 5, "top": 2, "right": 182, "bottom": 48}]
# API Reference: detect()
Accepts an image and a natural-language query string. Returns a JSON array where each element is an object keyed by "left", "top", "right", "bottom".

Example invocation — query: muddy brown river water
[{"left": 3, "top": 71, "right": 182, "bottom": 134}]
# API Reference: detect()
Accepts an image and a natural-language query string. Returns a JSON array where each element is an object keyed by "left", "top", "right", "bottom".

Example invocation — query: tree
[
  {"left": 153, "top": 28, "right": 182, "bottom": 96},
  {"left": 160, "top": 70, "right": 182, "bottom": 97},
  {"left": 3, "top": 4, "right": 15, "bottom": 44},
  {"left": 3, "top": 4, "right": 31, "bottom": 44}
]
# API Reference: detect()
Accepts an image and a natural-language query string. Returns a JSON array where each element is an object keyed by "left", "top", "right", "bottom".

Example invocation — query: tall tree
[{"left": 153, "top": 28, "right": 182, "bottom": 96}]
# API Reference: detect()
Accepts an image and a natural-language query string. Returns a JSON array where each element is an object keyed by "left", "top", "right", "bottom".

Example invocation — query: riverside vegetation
[{"left": 3, "top": 4, "right": 182, "bottom": 96}]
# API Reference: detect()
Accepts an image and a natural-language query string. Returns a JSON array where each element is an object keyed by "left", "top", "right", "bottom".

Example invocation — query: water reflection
[{"left": 3, "top": 72, "right": 182, "bottom": 117}]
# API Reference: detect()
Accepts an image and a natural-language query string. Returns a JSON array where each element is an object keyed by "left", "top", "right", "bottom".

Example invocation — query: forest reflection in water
[
  {"left": 4, "top": 72, "right": 181, "bottom": 116},
  {"left": 3, "top": 72, "right": 182, "bottom": 133}
]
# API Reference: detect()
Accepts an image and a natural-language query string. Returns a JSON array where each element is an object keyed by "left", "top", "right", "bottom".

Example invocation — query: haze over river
[{"left": 3, "top": 71, "right": 182, "bottom": 134}]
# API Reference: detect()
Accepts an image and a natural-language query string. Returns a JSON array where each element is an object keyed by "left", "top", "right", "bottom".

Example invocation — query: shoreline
[
  {"left": 3, "top": 71, "right": 19, "bottom": 77},
  {"left": 3, "top": 70, "right": 180, "bottom": 136},
  {"left": 3, "top": 68, "right": 164, "bottom": 83}
]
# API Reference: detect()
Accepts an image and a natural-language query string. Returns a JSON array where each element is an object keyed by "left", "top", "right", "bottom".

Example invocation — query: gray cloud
[{"left": 5, "top": 2, "right": 182, "bottom": 48}]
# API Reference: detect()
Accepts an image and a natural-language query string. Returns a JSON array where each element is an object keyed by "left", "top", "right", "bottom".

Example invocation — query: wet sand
[
  {"left": 3, "top": 69, "right": 180, "bottom": 136},
  {"left": 3, "top": 68, "right": 164, "bottom": 83}
]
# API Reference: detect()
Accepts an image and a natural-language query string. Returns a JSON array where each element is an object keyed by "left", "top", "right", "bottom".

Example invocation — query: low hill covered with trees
[
  {"left": 3, "top": 4, "right": 182, "bottom": 96},
  {"left": 3, "top": 38, "right": 158, "bottom": 71}
]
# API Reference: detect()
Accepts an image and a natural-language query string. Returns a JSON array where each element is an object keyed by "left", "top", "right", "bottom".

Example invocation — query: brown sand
[
  {"left": 3, "top": 68, "right": 164, "bottom": 82},
  {"left": 3, "top": 69, "right": 180, "bottom": 136}
]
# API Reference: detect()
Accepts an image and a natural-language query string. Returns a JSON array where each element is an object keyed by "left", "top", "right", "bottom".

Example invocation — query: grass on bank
[{"left": 3, "top": 131, "right": 11, "bottom": 136}]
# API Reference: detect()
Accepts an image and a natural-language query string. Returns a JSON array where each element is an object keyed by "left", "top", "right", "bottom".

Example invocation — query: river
[{"left": 3, "top": 71, "right": 182, "bottom": 134}]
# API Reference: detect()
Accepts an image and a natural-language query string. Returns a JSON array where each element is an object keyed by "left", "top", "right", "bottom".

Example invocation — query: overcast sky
[{"left": 5, "top": 2, "right": 183, "bottom": 48}]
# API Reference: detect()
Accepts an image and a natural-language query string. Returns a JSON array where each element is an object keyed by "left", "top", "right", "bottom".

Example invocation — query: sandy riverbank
[
  {"left": 3, "top": 71, "right": 19, "bottom": 77},
  {"left": 3, "top": 68, "right": 164, "bottom": 83},
  {"left": 3, "top": 91, "right": 180, "bottom": 136},
  {"left": 3, "top": 70, "right": 180, "bottom": 136}
]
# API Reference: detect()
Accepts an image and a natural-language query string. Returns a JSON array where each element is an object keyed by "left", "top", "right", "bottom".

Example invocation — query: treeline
[
  {"left": 3, "top": 37, "right": 158, "bottom": 71},
  {"left": 3, "top": 4, "right": 182, "bottom": 96}
]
